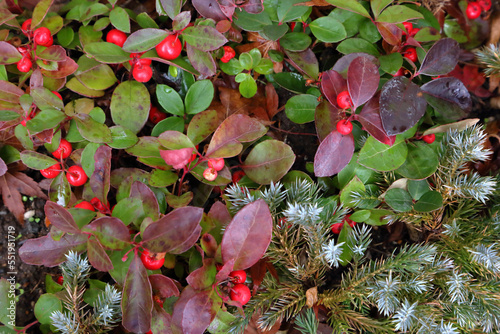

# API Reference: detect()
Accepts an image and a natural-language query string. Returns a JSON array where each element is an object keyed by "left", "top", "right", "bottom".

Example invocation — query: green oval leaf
[
  {"left": 156, "top": 84, "right": 184, "bottom": 116},
  {"left": 110, "top": 7, "right": 130, "bottom": 33},
  {"left": 310, "top": 16, "right": 346, "bottom": 43},
  {"left": 385, "top": 188, "right": 413, "bottom": 212},
  {"left": 280, "top": 32, "right": 311, "bottom": 52},
  {"left": 122, "top": 28, "right": 168, "bottom": 53},
  {"left": 358, "top": 135, "right": 408, "bottom": 172},
  {"left": 396, "top": 142, "right": 439, "bottom": 179},
  {"left": 84, "top": 42, "right": 130, "bottom": 63},
  {"left": 413, "top": 191, "right": 443, "bottom": 212},
  {"left": 20, "top": 151, "right": 58, "bottom": 170},
  {"left": 376, "top": 5, "right": 423, "bottom": 23},
  {"left": 34, "top": 294, "right": 62, "bottom": 325},
  {"left": 285, "top": 94, "right": 319, "bottom": 124},
  {"left": 337, "top": 38, "right": 380, "bottom": 56},
  {"left": 110, "top": 81, "right": 150, "bottom": 134},
  {"left": 185, "top": 80, "right": 214, "bottom": 115}
]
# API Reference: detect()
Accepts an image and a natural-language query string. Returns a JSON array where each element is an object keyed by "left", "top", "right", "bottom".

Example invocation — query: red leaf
[
  {"left": 149, "top": 274, "right": 180, "bottom": 299},
  {"left": 45, "top": 201, "right": 81, "bottom": 234},
  {"left": 19, "top": 233, "right": 88, "bottom": 266},
  {"left": 83, "top": 217, "right": 131, "bottom": 250},
  {"left": 221, "top": 199, "right": 273, "bottom": 271},
  {"left": 358, "top": 93, "right": 395, "bottom": 145},
  {"left": 418, "top": 38, "right": 460, "bottom": 76},
  {"left": 347, "top": 56, "right": 379, "bottom": 109},
  {"left": 160, "top": 147, "right": 194, "bottom": 169},
  {"left": 90, "top": 145, "right": 111, "bottom": 206},
  {"left": 87, "top": 238, "right": 114, "bottom": 272},
  {"left": 142, "top": 206, "right": 203, "bottom": 253},
  {"left": 314, "top": 131, "right": 354, "bottom": 177},
  {"left": 376, "top": 22, "right": 402, "bottom": 46},
  {"left": 122, "top": 253, "right": 153, "bottom": 333},
  {"left": 320, "top": 69, "right": 347, "bottom": 108}
]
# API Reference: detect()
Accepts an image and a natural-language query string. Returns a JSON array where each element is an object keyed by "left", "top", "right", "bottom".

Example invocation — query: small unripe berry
[
  {"left": 208, "top": 158, "right": 225, "bottom": 171},
  {"left": 203, "top": 168, "right": 217, "bottom": 181}
]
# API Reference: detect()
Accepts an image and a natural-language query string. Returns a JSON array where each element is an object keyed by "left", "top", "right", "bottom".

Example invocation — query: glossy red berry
[
  {"left": 221, "top": 46, "right": 236, "bottom": 63},
  {"left": 141, "top": 249, "right": 165, "bottom": 270},
  {"left": 331, "top": 222, "right": 343, "bottom": 234},
  {"left": 156, "top": 34, "right": 182, "bottom": 60},
  {"left": 229, "top": 270, "right": 247, "bottom": 284},
  {"left": 230, "top": 283, "right": 251, "bottom": 305},
  {"left": 232, "top": 170, "right": 245, "bottom": 184},
  {"left": 422, "top": 133, "right": 436, "bottom": 144},
  {"left": 479, "top": 0, "right": 491, "bottom": 11},
  {"left": 393, "top": 68, "right": 405, "bottom": 77},
  {"left": 74, "top": 201, "right": 95, "bottom": 211},
  {"left": 56, "top": 276, "right": 64, "bottom": 285},
  {"left": 336, "top": 120, "right": 353, "bottom": 135},
  {"left": 40, "top": 163, "right": 61, "bottom": 179},
  {"left": 203, "top": 167, "right": 218, "bottom": 181},
  {"left": 129, "top": 53, "right": 152, "bottom": 66},
  {"left": 410, "top": 27, "right": 420, "bottom": 36},
  {"left": 90, "top": 197, "right": 109, "bottom": 214},
  {"left": 21, "top": 19, "right": 32, "bottom": 36},
  {"left": 52, "top": 139, "right": 72, "bottom": 159},
  {"left": 66, "top": 165, "right": 88, "bottom": 186},
  {"left": 403, "top": 47, "right": 418, "bottom": 62},
  {"left": 336, "top": 90, "right": 352, "bottom": 109},
  {"left": 148, "top": 106, "right": 166, "bottom": 124},
  {"left": 34, "top": 27, "right": 53, "bottom": 47},
  {"left": 21, "top": 114, "right": 32, "bottom": 126},
  {"left": 17, "top": 57, "right": 32, "bottom": 73},
  {"left": 52, "top": 91, "right": 62, "bottom": 100},
  {"left": 132, "top": 64, "right": 153, "bottom": 82},
  {"left": 466, "top": 2, "right": 481, "bottom": 19},
  {"left": 208, "top": 158, "right": 225, "bottom": 171},
  {"left": 106, "top": 29, "right": 127, "bottom": 47}
]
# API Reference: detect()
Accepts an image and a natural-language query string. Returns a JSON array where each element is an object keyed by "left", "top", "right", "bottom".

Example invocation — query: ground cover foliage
[{"left": 0, "top": 0, "right": 499, "bottom": 333}]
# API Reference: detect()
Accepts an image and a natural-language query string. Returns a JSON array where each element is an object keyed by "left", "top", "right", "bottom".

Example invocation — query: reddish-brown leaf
[
  {"left": 87, "top": 238, "right": 114, "bottom": 272},
  {"left": 19, "top": 233, "right": 88, "bottom": 266},
  {"left": 314, "top": 131, "right": 354, "bottom": 177}
]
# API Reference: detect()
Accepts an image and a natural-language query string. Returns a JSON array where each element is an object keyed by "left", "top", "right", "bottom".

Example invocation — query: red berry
[
  {"left": 229, "top": 270, "right": 247, "bottom": 284},
  {"left": 203, "top": 167, "right": 217, "bottom": 181},
  {"left": 232, "top": 170, "right": 245, "bottom": 184},
  {"left": 132, "top": 64, "right": 153, "bottom": 82},
  {"left": 66, "top": 165, "right": 88, "bottom": 186},
  {"left": 393, "top": 68, "right": 405, "bottom": 77},
  {"left": 21, "top": 114, "right": 32, "bottom": 126},
  {"left": 140, "top": 249, "right": 165, "bottom": 270},
  {"left": 221, "top": 46, "right": 236, "bottom": 63},
  {"left": 52, "top": 139, "right": 72, "bottom": 159},
  {"left": 90, "top": 197, "right": 109, "bottom": 214},
  {"left": 74, "top": 201, "right": 95, "bottom": 211},
  {"left": 106, "top": 29, "right": 127, "bottom": 47},
  {"left": 148, "top": 105, "right": 166, "bottom": 124},
  {"left": 156, "top": 34, "right": 182, "bottom": 60},
  {"left": 52, "top": 91, "right": 62, "bottom": 100},
  {"left": 17, "top": 57, "right": 32, "bottom": 73},
  {"left": 34, "top": 27, "right": 53, "bottom": 47},
  {"left": 402, "top": 22, "right": 413, "bottom": 35},
  {"left": 466, "top": 2, "right": 481, "bottom": 19},
  {"left": 344, "top": 214, "right": 356, "bottom": 228},
  {"left": 40, "top": 163, "right": 61, "bottom": 179},
  {"left": 422, "top": 133, "right": 436, "bottom": 144},
  {"left": 208, "top": 158, "right": 225, "bottom": 171},
  {"left": 403, "top": 47, "right": 418, "bottom": 62},
  {"left": 230, "top": 283, "right": 251, "bottom": 305},
  {"left": 21, "top": 19, "right": 32, "bottom": 36},
  {"left": 17, "top": 46, "right": 29, "bottom": 55},
  {"left": 479, "top": 0, "right": 491, "bottom": 11},
  {"left": 331, "top": 222, "right": 343, "bottom": 234},
  {"left": 410, "top": 27, "right": 420, "bottom": 37},
  {"left": 146, "top": 331, "right": 152, "bottom": 334},
  {"left": 56, "top": 276, "right": 64, "bottom": 285},
  {"left": 336, "top": 91, "right": 352, "bottom": 109},
  {"left": 336, "top": 120, "right": 353, "bottom": 135}
]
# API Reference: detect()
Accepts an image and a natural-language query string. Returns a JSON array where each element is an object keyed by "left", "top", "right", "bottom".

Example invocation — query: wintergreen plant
[{"left": 49, "top": 251, "right": 122, "bottom": 334}]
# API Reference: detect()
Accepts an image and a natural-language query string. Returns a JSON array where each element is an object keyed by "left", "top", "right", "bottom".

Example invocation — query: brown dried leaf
[
  {"left": 488, "top": 12, "right": 500, "bottom": 45},
  {"left": 0, "top": 169, "right": 47, "bottom": 223},
  {"left": 306, "top": 286, "right": 318, "bottom": 308},
  {"left": 217, "top": 86, "right": 274, "bottom": 124}
]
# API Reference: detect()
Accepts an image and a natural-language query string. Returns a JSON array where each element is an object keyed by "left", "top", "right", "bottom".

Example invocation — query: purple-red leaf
[
  {"left": 358, "top": 93, "right": 396, "bottom": 145},
  {"left": 315, "top": 100, "right": 341, "bottom": 142},
  {"left": 420, "top": 77, "right": 471, "bottom": 120},
  {"left": 82, "top": 217, "right": 131, "bottom": 250},
  {"left": 19, "top": 233, "right": 88, "bottom": 267},
  {"left": 0, "top": 158, "right": 7, "bottom": 177},
  {"left": 142, "top": 206, "right": 203, "bottom": 253},
  {"left": 314, "top": 131, "right": 355, "bottom": 177},
  {"left": 221, "top": 199, "right": 272, "bottom": 271},
  {"left": 149, "top": 274, "right": 180, "bottom": 299},
  {"left": 332, "top": 53, "right": 379, "bottom": 77},
  {"left": 44, "top": 201, "right": 80, "bottom": 234},
  {"left": 90, "top": 145, "right": 111, "bottom": 206},
  {"left": 87, "top": 239, "right": 114, "bottom": 272},
  {"left": 320, "top": 69, "right": 347, "bottom": 108},
  {"left": 347, "top": 56, "right": 379, "bottom": 109},
  {"left": 160, "top": 147, "right": 194, "bottom": 169},
  {"left": 418, "top": 38, "right": 460, "bottom": 76},
  {"left": 122, "top": 252, "right": 153, "bottom": 333},
  {"left": 380, "top": 76, "right": 427, "bottom": 136},
  {"left": 206, "top": 114, "right": 267, "bottom": 158},
  {"left": 192, "top": 0, "right": 227, "bottom": 21},
  {"left": 130, "top": 181, "right": 160, "bottom": 222},
  {"left": 376, "top": 22, "right": 402, "bottom": 46},
  {"left": 0, "top": 41, "right": 22, "bottom": 64},
  {"left": 168, "top": 224, "right": 202, "bottom": 254},
  {"left": 171, "top": 287, "right": 220, "bottom": 334}
]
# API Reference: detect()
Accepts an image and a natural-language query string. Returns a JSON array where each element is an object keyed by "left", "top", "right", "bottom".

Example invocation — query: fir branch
[
  {"left": 474, "top": 44, "right": 500, "bottom": 76},
  {"left": 294, "top": 308, "right": 318, "bottom": 334}
]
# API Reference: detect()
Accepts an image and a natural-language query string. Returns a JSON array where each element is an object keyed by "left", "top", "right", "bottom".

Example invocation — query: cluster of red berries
[
  {"left": 466, "top": 0, "right": 491, "bottom": 20},
  {"left": 203, "top": 158, "right": 225, "bottom": 181},
  {"left": 17, "top": 19, "right": 54, "bottom": 73},
  {"left": 220, "top": 46, "right": 236, "bottom": 63},
  {"left": 335, "top": 90, "right": 354, "bottom": 136},
  {"left": 40, "top": 139, "right": 88, "bottom": 186},
  {"left": 331, "top": 214, "right": 356, "bottom": 234},
  {"left": 228, "top": 270, "right": 251, "bottom": 305}
]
